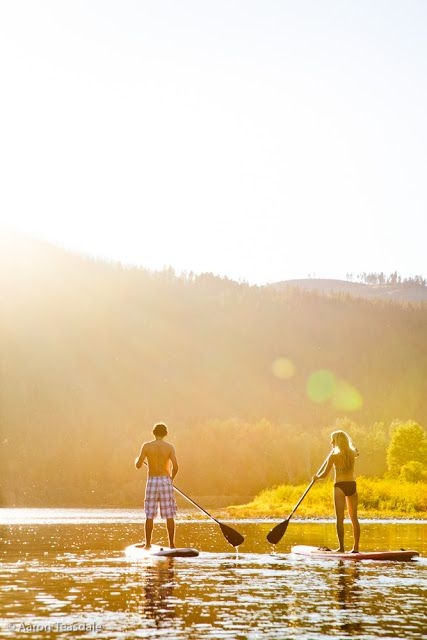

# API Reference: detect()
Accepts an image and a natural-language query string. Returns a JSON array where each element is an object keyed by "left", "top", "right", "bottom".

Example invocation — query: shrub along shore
[{"left": 227, "top": 478, "right": 427, "bottom": 519}]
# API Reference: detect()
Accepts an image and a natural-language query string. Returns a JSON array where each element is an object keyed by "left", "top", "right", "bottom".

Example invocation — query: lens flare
[
  {"left": 307, "top": 369, "right": 363, "bottom": 411},
  {"left": 331, "top": 379, "right": 363, "bottom": 411},
  {"left": 307, "top": 370, "right": 336, "bottom": 402},
  {"left": 272, "top": 357, "right": 296, "bottom": 380}
]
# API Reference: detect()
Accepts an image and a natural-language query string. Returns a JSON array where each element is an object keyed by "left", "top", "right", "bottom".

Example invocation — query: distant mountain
[{"left": 270, "top": 278, "right": 427, "bottom": 304}]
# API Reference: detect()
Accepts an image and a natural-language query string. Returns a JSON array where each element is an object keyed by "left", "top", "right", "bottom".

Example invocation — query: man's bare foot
[
  {"left": 348, "top": 549, "right": 359, "bottom": 553},
  {"left": 333, "top": 548, "right": 345, "bottom": 553}
]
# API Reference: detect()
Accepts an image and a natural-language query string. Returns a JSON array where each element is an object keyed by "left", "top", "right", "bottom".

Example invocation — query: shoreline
[{"left": 0, "top": 506, "right": 425, "bottom": 524}]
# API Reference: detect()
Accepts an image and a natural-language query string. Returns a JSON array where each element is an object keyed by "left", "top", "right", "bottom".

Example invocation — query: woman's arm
[{"left": 313, "top": 454, "right": 334, "bottom": 480}]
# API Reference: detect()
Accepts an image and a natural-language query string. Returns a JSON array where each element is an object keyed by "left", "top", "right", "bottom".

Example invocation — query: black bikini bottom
[{"left": 334, "top": 481, "right": 357, "bottom": 497}]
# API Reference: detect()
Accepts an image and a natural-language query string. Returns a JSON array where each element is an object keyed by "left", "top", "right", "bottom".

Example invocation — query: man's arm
[
  {"left": 135, "top": 443, "right": 147, "bottom": 469},
  {"left": 169, "top": 445, "right": 178, "bottom": 480}
]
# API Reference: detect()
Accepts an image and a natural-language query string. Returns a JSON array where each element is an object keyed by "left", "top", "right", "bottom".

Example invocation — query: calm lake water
[{"left": 0, "top": 509, "right": 426, "bottom": 639}]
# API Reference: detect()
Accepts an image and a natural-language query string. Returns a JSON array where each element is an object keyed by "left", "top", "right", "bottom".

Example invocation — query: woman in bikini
[{"left": 314, "top": 430, "right": 360, "bottom": 553}]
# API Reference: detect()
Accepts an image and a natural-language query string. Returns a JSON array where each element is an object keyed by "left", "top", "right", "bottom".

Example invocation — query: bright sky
[{"left": 0, "top": 1, "right": 426, "bottom": 284}]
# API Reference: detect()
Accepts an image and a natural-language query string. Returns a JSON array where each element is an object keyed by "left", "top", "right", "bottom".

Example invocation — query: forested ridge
[{"left": 1, "top": 230, "right": 426, "bottom": 506}]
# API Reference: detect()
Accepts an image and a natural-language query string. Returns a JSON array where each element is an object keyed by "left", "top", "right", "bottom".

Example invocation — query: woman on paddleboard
[{"left": 314, "top": 430, "right": 360, "bottom": 553}]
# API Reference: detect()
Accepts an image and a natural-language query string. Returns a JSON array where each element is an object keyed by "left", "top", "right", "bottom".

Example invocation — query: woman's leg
[
  {"left": 333, "top": 487, "right": 346, "bottom": 552},
  {"left": 346, "top": 492, "right": 360, "bottom": 552}
]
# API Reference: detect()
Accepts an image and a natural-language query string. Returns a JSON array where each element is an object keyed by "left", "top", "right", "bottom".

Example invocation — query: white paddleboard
[
  {"left": 125, "top": 543, "right": 199, "bottom": 558},
  {"left": 291, "top": 545, "right": 419, "bottom": 561}
]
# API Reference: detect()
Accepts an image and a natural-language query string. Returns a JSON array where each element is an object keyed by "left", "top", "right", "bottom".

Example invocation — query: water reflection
[
  {"left": 137, "top": 561, "right": 176, "bottom": 627},
  {"left": 0, "top": 515, "right": 425, "bottom": 639},
  {"left": 333, "top": 562, "right": 363, "bottom": 635},
  {"left": 334, "top": 561, "right": 361, "bottom": 607}
]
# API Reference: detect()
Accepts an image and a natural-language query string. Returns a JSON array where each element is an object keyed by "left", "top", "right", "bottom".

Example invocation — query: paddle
[
  {"left": 172, "top": 484, "right": 245, "bottom": 548},
  {"left": 142, "top": 463, "right": 244, "bottom": 548},
  {"left": 266, "top": 453, "right": 330, "bottom": 545}
]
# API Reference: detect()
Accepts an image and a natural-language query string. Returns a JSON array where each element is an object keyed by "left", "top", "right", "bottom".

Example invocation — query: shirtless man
[{"left": 135, "top": 422, "right": 178, "bottom": 549}]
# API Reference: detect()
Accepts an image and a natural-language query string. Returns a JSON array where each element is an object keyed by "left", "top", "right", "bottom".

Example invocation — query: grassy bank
[{"left": 227, "top": 478, "right": 427, "bottom": 519}]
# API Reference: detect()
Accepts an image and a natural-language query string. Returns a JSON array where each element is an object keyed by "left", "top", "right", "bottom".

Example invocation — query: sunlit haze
[{"left": 1, "top": 1, "right": 426, "bottom": 284}]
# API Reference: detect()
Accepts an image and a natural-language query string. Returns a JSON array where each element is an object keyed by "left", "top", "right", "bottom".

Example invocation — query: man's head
[{"left": 153, "top": 422, "right": 168, "bottom": 438}]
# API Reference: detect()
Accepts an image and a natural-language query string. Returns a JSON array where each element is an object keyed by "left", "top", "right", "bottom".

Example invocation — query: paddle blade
[
  {"left": 219, "top": 523, "right": 245, "bottom": 548},
  {"left": 266, "top": 519, "right": 289, "bottom": 545}
]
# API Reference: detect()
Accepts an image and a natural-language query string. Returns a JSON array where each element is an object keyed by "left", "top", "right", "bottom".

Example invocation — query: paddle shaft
[
  {"left": 291, "top": 454, "right": 330, "bottom": 515},
  {"left": 172, "top": 485, "right": 222, "bottom": 525},
  {"left": 142, "top": 462, "right": 221, "bottom": 525},
  {"left": 288, "top": 453, "right": 330, "bottom": 519},
  {"left": 266, "top": 452, "right": 331, "bottom": 544},
  {"left": 287, "top": 479, "right": 315, "bottom": 520}
]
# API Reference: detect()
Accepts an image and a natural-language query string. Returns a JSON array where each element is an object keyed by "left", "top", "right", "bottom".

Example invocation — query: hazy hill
[
  {"left": 271, "top": 278, "right": 427, "bottom": 304},
  {"left": 1, "top": 229, "right": 426, "bottom": 505}
]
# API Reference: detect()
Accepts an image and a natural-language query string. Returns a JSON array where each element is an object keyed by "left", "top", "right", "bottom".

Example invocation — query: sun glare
[
  {"left": 272, "top": 357, "right": 296, "bottom": 380},
  {"left": 307, "top": 369, "right": 363, "bottom": 411}
]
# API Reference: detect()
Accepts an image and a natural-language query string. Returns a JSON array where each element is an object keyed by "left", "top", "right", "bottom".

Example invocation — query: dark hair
[{"left": 153, "top": 422, "right": 168, "bottom": 437}]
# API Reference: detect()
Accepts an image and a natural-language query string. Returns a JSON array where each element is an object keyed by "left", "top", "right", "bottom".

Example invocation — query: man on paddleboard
[{"left": 135, "top": 422, "right": 178, "bottom": 549}]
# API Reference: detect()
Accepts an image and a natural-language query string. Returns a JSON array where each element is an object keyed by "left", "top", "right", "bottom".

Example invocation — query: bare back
[
  {"left": 318, "top": 450, "right": 356, "bottom": 482},
  {"left": 331, "top": 451, "right": 355, "bottom": 482},
  {"left": 136, "top": 439, "right": 178, "bottom": 478}
]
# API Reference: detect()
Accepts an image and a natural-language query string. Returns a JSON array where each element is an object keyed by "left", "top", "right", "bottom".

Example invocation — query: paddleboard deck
[
  {"left": 125, "top": 543, "right": 199, "bottom": 558},
  {"left": 291, "top": 545, "right": 419, "bottom": 561}
]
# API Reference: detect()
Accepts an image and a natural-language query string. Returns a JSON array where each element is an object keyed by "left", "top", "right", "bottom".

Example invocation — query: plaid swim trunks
[{"left": 144, "top": 476, "right": 177, "bottom": 519}]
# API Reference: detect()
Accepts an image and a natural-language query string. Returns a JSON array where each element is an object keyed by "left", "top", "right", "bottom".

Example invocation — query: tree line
[
  {"left": 345, "top": 271, "right": 426, "bottom": 287},
  {"left": 1, "top": 231, "right": 426, "bottom": 505}
]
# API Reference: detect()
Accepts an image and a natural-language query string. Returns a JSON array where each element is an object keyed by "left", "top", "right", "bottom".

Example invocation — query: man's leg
[
  {"left": 166, "top": 518, "right": 175, "bottom": 548},
  {"left": 160, "top": 476, "right": 177, "bottom": 548},
  {"left": 145, "top": 518, "right": 153, "bottom": 549},
  {"left": 144, "top": 477, "right": 155, "bottom": 549}
]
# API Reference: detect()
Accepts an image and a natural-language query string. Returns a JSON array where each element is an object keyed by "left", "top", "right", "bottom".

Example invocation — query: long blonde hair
[{"left": 331, "top": 430, "right": 358, "bottom": 470}]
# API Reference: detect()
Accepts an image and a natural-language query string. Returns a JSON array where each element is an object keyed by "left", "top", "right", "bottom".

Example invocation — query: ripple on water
[{"left": 1, "top": 518, "right": 426, "bottom": 639}]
